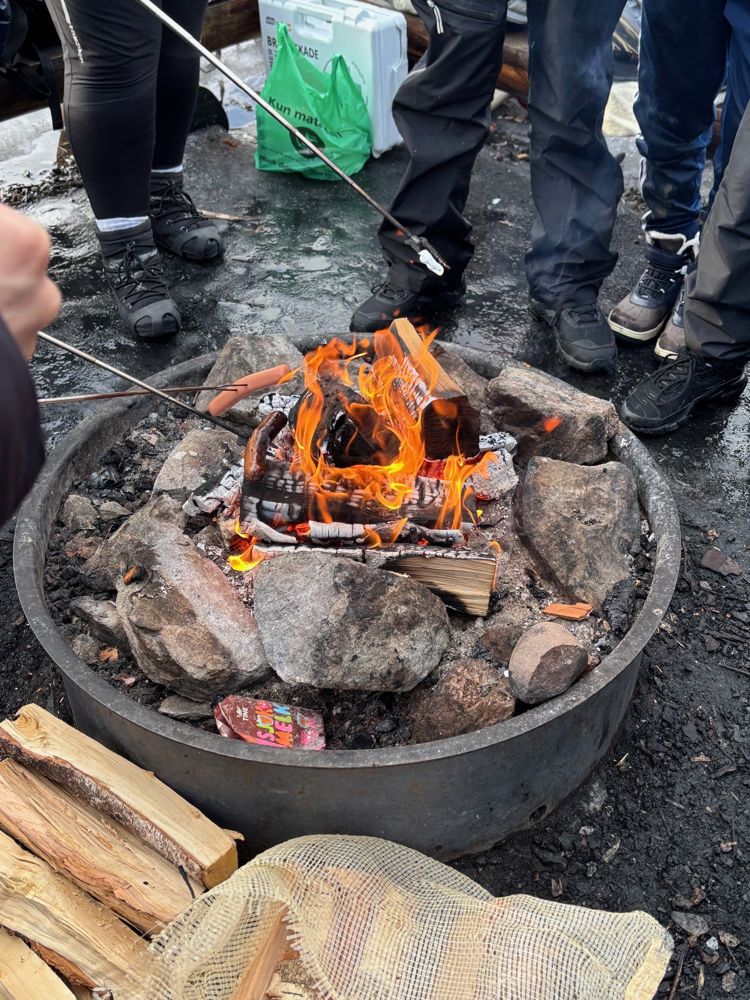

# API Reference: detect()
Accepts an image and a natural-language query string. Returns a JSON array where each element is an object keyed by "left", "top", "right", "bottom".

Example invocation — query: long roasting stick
[
  {"left": 39, "top": 382, "right": 253, "bottom": 405},
  {"left": 129, "top": 0, "right": 448, "bottom": 277},
  {"left": 37, "top": 331, "right": 242, "bottom": 435}
]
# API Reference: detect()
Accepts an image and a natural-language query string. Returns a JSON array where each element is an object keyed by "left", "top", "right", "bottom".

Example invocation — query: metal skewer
[
  {"left": 38, "top": 382, "right": 247, "bottom": 405},
  {"left": 129, "top": 0, "right": 449, "bottom": 277},
  {"left": 37, "top": 331, "right": 241, "bottom": 435}
]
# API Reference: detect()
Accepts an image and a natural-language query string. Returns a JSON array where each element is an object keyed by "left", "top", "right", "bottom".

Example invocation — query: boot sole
[
  {"left": 622, "top": 376, "right": 748, "bottom": 435},
  {"left": 653, "top": 339, "right": 682, "bottom": 360},
  {"left": 608, "top": 313, "right": 667, "bottom": 342}
]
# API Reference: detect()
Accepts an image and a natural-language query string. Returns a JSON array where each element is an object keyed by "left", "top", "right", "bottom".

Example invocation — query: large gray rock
[
  {"left": 515, "top": 457, "right": 640, "bottom": 610},
  {"left": 195, "top": 335, "right": 304, "bottom": 429},
  {"left": 69, "top": 596, "right": 130, "bottom": 652},
  {"left": 487, "top": 363, "right": 619, "bottom": 464},
  {"left": 508, "top": 623, "right": 589, "bottom": 705},
  {"left": 115, "top": 525, "right": 269, "bottom": 700},
  {"left": 61, "top": 494, "right": 97, "bottom": 533},
  {"left": 82, "top": 494, "right": 187, "bottom": 590},
  {"left": 408, "top": 658, "right": 516, "bottom": 742},
  {"left": 153, "top": 427, "right": 242, "bottom": 501},
  {"left": 253, "top": 553, "right": 450, "bottom": 692}
]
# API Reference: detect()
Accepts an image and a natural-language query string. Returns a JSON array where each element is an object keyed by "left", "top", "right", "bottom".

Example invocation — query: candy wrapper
[{"left": 214, "top": 695, "right": 326, "bottom": 750}]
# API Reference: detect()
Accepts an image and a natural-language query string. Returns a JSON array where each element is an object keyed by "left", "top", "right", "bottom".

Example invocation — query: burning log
[{"left": 384, "top": 319, "right": 481, "bottom": 460}]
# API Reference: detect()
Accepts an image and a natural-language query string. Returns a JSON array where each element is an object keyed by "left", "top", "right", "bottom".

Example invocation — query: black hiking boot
[
  {"left": 608, "top": 234, "right": 695, "bottom": 342},
  {"left": 150, "top": 173, "right": 223, "bottom": 262},
  {"left": 98, "top": 221, "right": 181, "bottom": 341},
  {"left": 621, "top": 352, "right": 747, "bottom": 435},
  {"left": 530, "top": 299, "right": 618, "bottom": 374},
  {"left": 350, "top": 278, "right": 465, "bottom": 332}
]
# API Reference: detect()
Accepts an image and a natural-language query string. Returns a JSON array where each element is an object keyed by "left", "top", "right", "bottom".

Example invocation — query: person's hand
[{"left": 0, "top": 203, "right": 61, "bottom": 360}]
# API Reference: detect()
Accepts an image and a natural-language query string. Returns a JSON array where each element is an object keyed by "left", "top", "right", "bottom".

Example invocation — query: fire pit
[{"left": 14, "top": 343, "right": 680, "bottom": 859}]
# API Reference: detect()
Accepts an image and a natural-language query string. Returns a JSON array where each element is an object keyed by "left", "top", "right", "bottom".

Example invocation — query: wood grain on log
[
  {"left": 0, "top": 760, "right": 201, "bottom": 935},
  {"left": 0, "top": 831, "right": 146, "bottom": 991},
  {"left": 0, "top": 705, "right": 237, "bottom": 889},
  {"left": 0, "top": 927, "right": 76, "bottom": 1000}
]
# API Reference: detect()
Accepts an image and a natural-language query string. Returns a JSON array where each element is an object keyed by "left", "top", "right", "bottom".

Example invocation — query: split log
[
  {"left": 0, "top": 705, "right": 237, "bottom": 889},
  {"left": 0, "top": 928, "right": 76, "bottom": 1000},
  {"left": 242, "top": 459, "right": 474, "bottom": 529},
  {"left": 0, "top": 759, "right": 201, "bottom": 935},
  {"left": 0, "top": 830, "right": 146, "bottom": 991},
  {"left": 231, "top": 906, "right": 290, "bottom": 1000},
  {"left": 382, "top": 319, "right": 481, "bottom": 460}
]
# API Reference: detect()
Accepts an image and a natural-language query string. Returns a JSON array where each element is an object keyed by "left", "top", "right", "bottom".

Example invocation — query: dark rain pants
[
  {"left": 685, "top": 100, "right": 750, "bottom": 366},
  {"left": 44, "top": 0, "right": 208, "bottom": 220},
  {"left": 636, "top": 0, "right": 750, "bottom": 239},
  {"left": 379, "top": 0, "right": 627, "bottom": 307}
]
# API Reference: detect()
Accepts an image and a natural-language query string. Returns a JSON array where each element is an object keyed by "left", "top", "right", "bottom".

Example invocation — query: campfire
[{"left": 216, "top": 320, "right": 514, "bottom": 616}]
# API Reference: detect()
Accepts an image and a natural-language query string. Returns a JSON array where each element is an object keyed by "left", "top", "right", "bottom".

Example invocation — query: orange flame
[
  {"left": 543, "top": 416, "right": 563, "bottom": 433},
  {"left": 228, "top": 530, "right": 264, "bottom": 572}
]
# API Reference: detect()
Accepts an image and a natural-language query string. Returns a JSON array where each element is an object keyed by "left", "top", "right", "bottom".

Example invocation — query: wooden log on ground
[
  {"left": 0, "top": 705, "right": 237, "bottom": 889},
  {"left": 0, "top": 0, "right": 260, "bottom": 124},
  {"left": 0, "top": 831, "right": 146, "bottom": 992},
  {"left": 0, "top": 759, "right": 201, "bottom": 935},
  {"left": 0, "top": 927, "right": 76, "bottom": 1000},
  {"left": 363, "top": 0, "right": 529, "bottom": 97}
]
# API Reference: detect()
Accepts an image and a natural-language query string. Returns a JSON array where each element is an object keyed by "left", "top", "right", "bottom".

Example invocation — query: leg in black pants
[{"left": 44, "top": 0, "right": 207, "bottom": 219}]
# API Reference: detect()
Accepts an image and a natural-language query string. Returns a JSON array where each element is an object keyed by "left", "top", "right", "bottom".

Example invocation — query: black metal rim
[{"left": 13, "top": 349, "right": 682, "bottom": 770}]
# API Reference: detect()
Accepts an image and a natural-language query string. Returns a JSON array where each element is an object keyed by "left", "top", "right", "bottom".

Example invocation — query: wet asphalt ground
[{"left": 1, "top": 75, "right": 749, "bottom": 997}]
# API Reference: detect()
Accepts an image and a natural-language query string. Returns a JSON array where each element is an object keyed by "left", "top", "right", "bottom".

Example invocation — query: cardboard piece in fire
[{"left": 237, "top": 320, "right": 489, "bottom": 543}]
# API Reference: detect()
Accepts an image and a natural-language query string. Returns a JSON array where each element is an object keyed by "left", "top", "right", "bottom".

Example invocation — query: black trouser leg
[
  {"left": 378, "top": 0, "right": 507, "bottom": 293},
  {"left": 154, "top": 0, "right": 209, "bottom": 169},
  {"left": 524, "top": 0, "right": 627, "bottom": 307},
  {"left": 685, "top": 101, "right": 750, "bottom": 366},
  {"left": 44, "top": 0, "right": 207, "bottom": 219}
]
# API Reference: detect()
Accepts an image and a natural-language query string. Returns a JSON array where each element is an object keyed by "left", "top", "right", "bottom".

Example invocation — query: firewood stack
[{"left": 0, "top": 705, "right": 239, "bottom": 999}]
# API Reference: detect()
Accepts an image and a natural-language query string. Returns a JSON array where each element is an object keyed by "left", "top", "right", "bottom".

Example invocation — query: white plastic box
[{"left": 258, "top": 0, "right": 408, "bottom": 157}]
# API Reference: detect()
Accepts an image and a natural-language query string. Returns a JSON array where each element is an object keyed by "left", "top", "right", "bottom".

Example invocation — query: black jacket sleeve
[{"left": 0, "top": 315, "right": 44, "bottom": 526}]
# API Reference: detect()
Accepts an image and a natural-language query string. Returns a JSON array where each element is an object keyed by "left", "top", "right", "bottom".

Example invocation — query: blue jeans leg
[
  {"left": 636, "top": 0, "right": 728, "bottom": 238},
  {"left": 524, "top": 0, "right": 627, "bottom": 307}
]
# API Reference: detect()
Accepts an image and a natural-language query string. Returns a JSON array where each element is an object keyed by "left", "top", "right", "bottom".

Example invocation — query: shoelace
[
  {"left": 566, "top": 302, "right": 601, "bottom": 325},
  {"left": 151, "top": 182, "right": 203, "bottom": 230},
  {"left": 635, "top": 262, "right": 680, "bottom": 298},
  {"left": 111, "top": 243, "right": 168, "bottom": 307},
  {"left": 370, "top": 280, "right": 408, "bottom": 301},
  {"left": 650, "top": 352, "right": 695, "bottom": 389}
]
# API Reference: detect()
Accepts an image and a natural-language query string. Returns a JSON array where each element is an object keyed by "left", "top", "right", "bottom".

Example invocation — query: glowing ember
[{"left": 543, "top": 416, "right": 563, "bottom": 433}]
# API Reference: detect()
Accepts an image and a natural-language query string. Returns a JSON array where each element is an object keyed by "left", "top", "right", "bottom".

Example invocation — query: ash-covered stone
[
  {"left": 515, "top": 457, "right": 640, "bottom": 610},
  {"left": 487, "top": 363, "right": 619, "bottom": 464},
  {"left": 69, "top": 596, "right": 130, "bottom": 653},
  {"left": 508, "top": 622, "right": 589, "bottom": 705},
  {"left": 158, "top": 695, "right": 214, "bottom": 721},
  {"left": 115, "top": 524, "right": 270, "bottom": 700},
  {"left": 82, "top": 494, "right": 188, "bottom": 589},
  {"left": 61, "top": 494, "right": 97, "bottom": 533},
  {"left": 98, "top": 500, "right": 131, "bottom": 522},
  {"left": 153, "top": 427, "right": 242, "bottom": 502},
  {"left": 253, "top": 552, "right": 450, "bottom": 692},
  {"left": 478, "top": 624, "right": 523, "bottom": 666},
  {"left": 71, "top": 633, "right": 100, "bottom": 665},
  {"left": 408, "top": 658, "right": 516, "bottom": 742},
  {"left": 195, "top": 334, "right": 304, "bottom": 429}
]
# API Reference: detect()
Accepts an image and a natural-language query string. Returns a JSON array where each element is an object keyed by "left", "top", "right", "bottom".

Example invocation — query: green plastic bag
[{"left": 255, "top": 23, "right": 372, "bottom": 180}]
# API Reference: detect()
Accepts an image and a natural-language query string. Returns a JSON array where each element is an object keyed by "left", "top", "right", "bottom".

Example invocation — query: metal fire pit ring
[{"left": 14, "top": 348, "right": 681, "bottom": 859}]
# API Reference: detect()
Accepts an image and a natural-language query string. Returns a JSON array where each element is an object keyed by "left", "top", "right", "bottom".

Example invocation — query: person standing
[
  {"left": 351, "top": 0, "right": 627, "bottom": 376},
  {"left": 44, "top": 0, "right": 223, "bottom": 340},
  {"left": 608, "top": 0, "right": 750, "bottom": 360},
  {"left": 620, "top": 101, "right": 750, "bottom": 436}
]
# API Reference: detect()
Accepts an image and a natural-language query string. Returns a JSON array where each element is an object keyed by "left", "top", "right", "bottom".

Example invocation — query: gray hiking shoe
[
  {"left": 608, "top": 233, "right": 696, "bottom": 342},
  {"left": 98, "top": 221, "right": 181, "bottom": 341},
  {"left": 150, "top": 174, "right": 223, "bottom": 262},
  {"left": 654, "top": 286, "right": 686, "bottom": 360}
]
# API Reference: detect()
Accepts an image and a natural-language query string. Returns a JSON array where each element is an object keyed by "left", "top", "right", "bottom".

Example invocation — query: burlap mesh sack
[{"left": 126, "top": 835, "right": 672, "bottom": 1000}]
